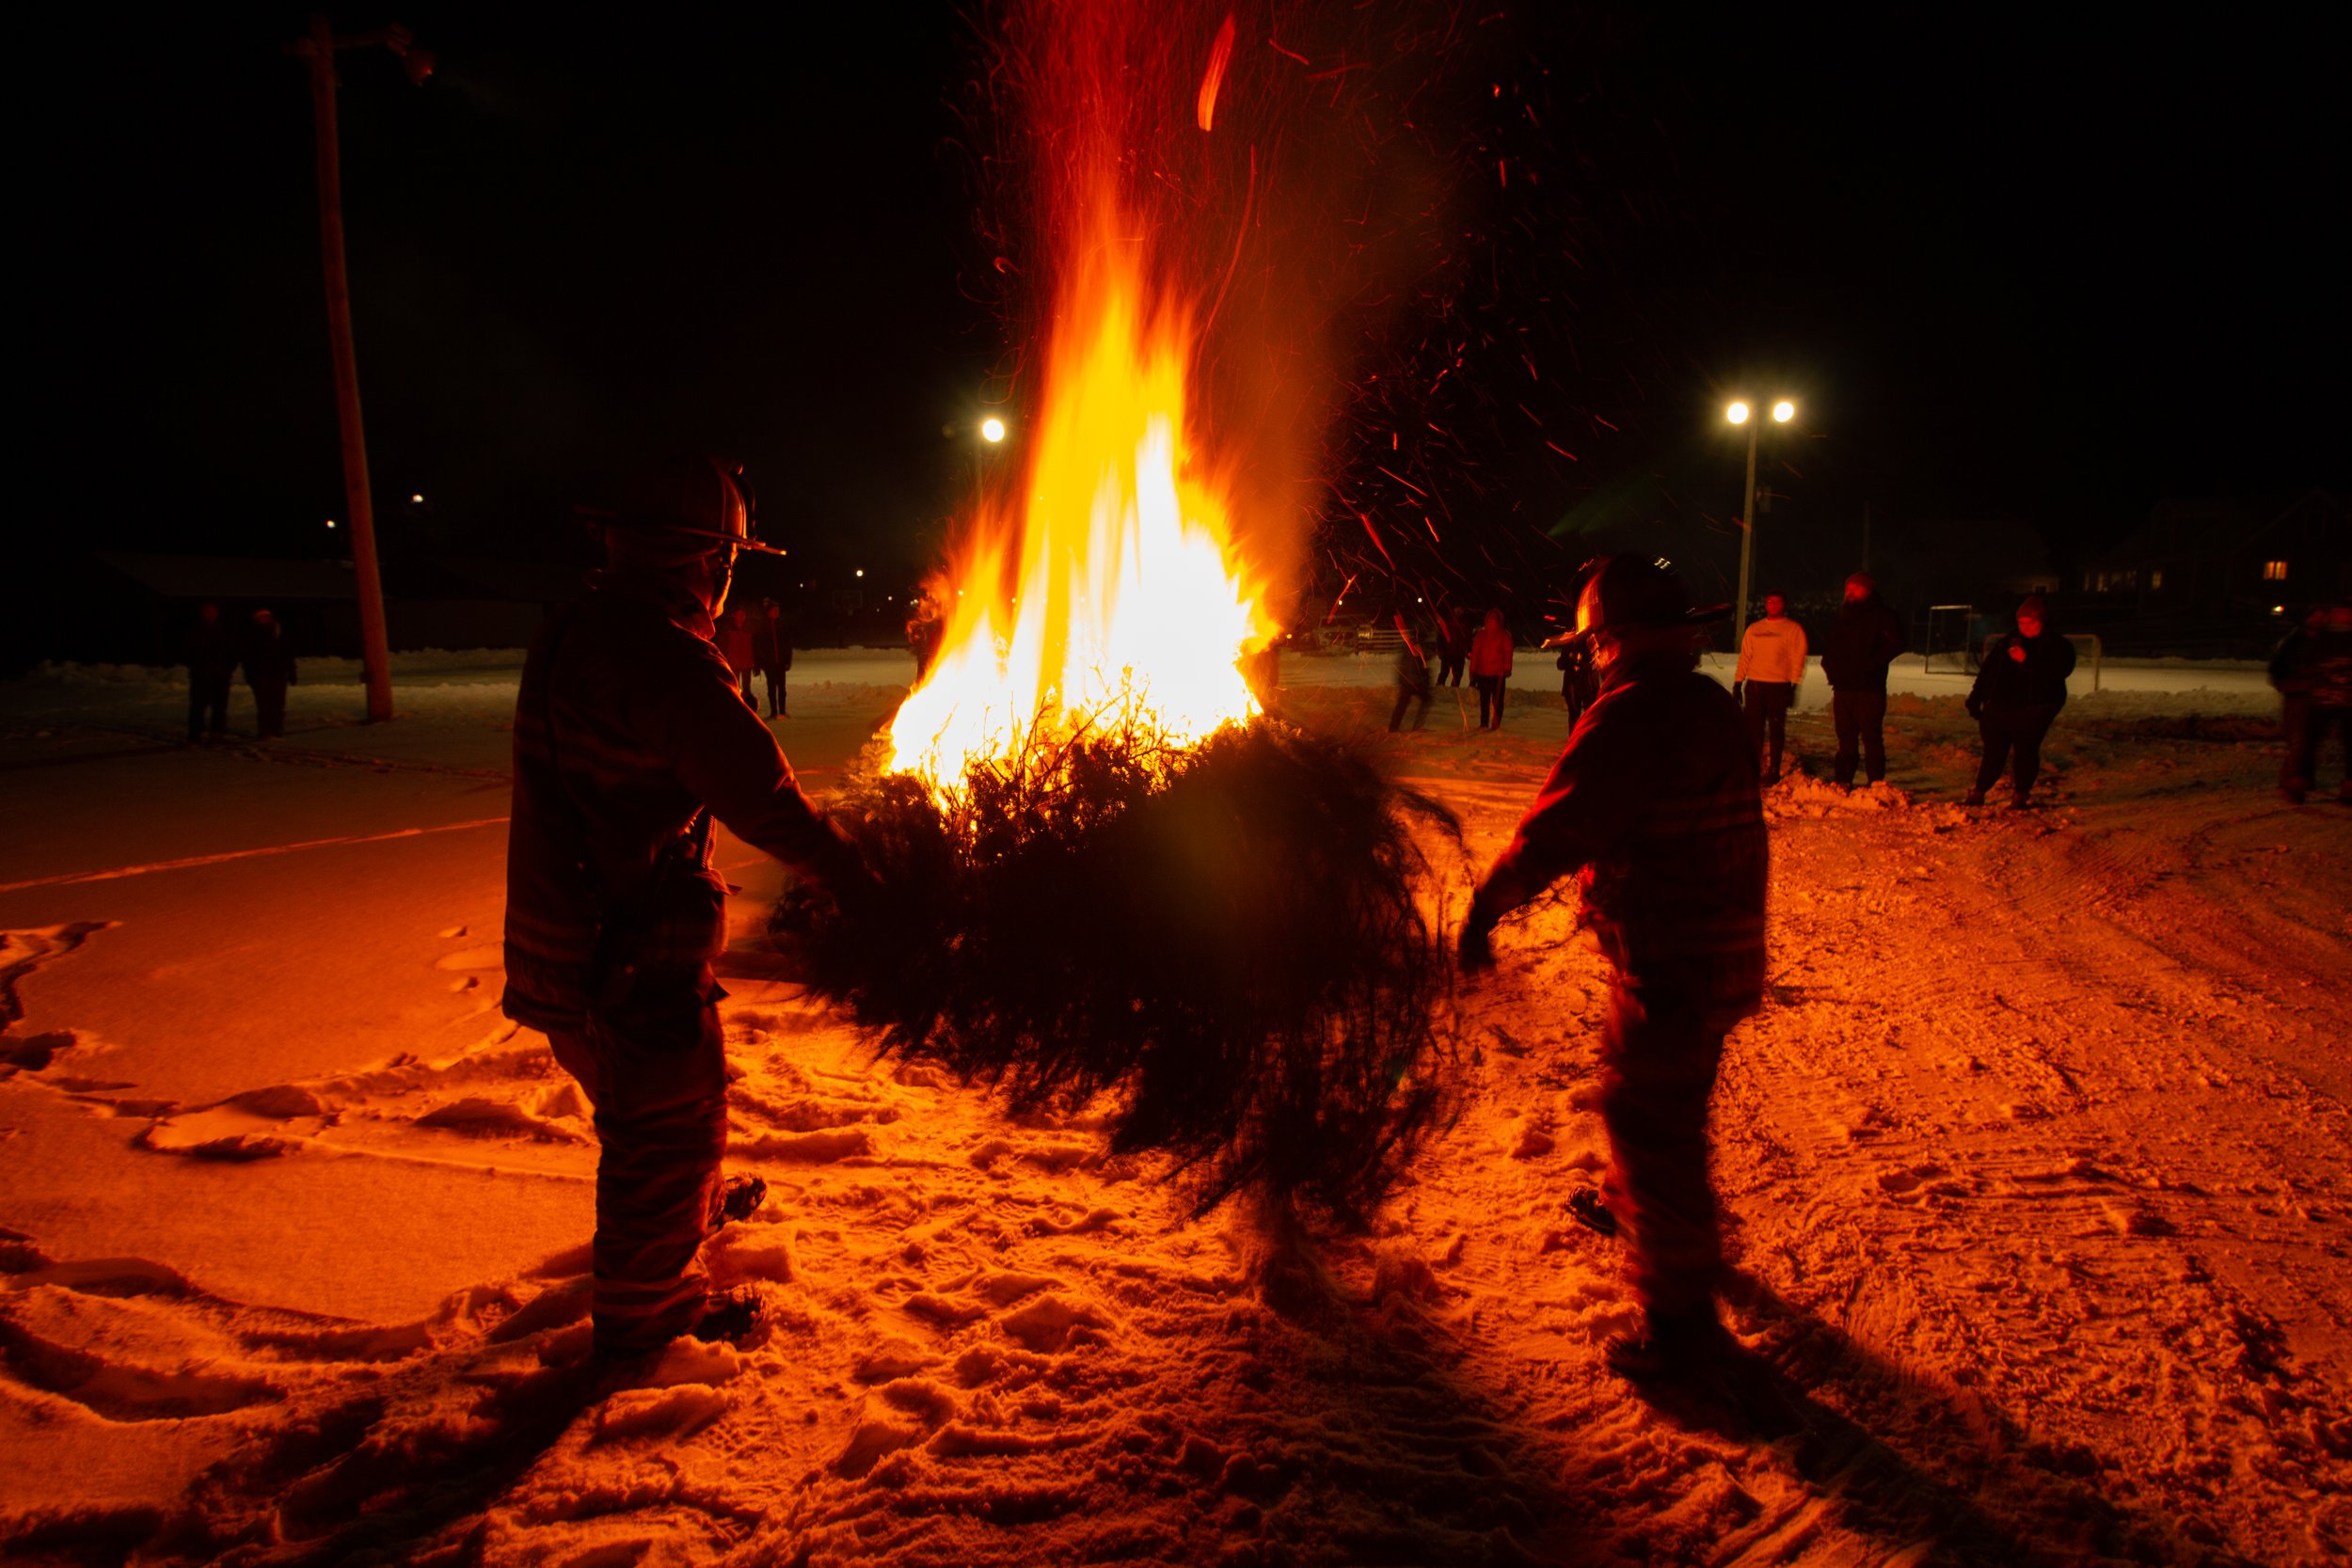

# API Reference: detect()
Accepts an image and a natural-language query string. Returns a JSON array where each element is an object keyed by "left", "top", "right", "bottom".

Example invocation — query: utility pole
[
  {"left": 1733, "top": 416, "right": 1760, "bottom": 647},
  {"left": 292, "top": 17, "right": 432, "bottom": 723}
]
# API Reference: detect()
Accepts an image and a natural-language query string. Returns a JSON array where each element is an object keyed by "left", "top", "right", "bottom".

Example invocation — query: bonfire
[{"left": 773, "top": 11, "right": 1456, "bottom": 1226}]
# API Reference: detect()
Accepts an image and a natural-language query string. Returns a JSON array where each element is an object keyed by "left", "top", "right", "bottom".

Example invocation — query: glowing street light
[
  {"left": 410, "top": 492, "right": 424, "bottom": 503},
  {"left": 1725, "top": 396, "right": 1798, "bottom": 645},
  {"left": 979, "top": 417, "right": 1007, "bottom": 444}
]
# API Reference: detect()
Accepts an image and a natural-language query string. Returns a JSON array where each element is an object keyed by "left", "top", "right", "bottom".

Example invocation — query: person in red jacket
[
  {"left": 1460, "top": 556, "right": 1764, "bottom": 1383},
  {"left": 717, "top": 607, "right": 759, "bottom": 705},
  {"left": 503, "top": 456, "right": 872, "bottom": 1359},
  {"left": 1468, "top": 609, "right": 1516, "bottom": 731}
]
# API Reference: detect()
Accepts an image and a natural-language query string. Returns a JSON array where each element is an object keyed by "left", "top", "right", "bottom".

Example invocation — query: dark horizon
[{"left": 19, "top": 6, "right": 2345, "bottom": 621}]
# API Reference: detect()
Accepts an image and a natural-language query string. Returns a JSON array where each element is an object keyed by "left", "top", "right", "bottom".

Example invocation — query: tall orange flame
[{"left": 886, "top": 203, "right": 1273, "bottom": 792}]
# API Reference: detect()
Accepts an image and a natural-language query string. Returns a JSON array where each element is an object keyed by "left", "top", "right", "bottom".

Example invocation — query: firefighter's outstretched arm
[
  {"left": 659, "top": 650, "right": 873, "bottom": 897},
  {"left": 1459, "top": 714, "right": 1647, "bottom": 968}
]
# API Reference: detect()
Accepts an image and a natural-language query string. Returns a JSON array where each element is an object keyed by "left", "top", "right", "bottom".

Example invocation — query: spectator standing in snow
[
  {"left": 240, "top": 608, "right": 296, "bottom": 740},
  {"left": 1458, "top": 556, "right": 1764, "bottom": 1382},
  {"left": 755, "top": 598, "right": 792, "bottom": 719},
  {"left": 1469, "top": 609, "right": 1515, "bottom": 731},
  {"left": 502, "top": 456, "right": 873, "bottom": 1359},
  {"left": 1820, "top": 572, "right": 1905, "bottom": 789},
  {"left": 1964, "top": 594, "right": 2076, "bottom": 807},
  {"left": 185, "top": 601, "right": 237, "bottom": 743},
  {"left": 1732, "top": 592, "right": 1806, "bottom": 783},
  {"left": 1389, "top": 611, "right": 1432, "bottom": 732},
  {"left": 717, "top": 607, "right": 758, "bottom": 705},
  {"left": 1552, "top": 633, "right": 1597, "bottom": 727},
  {"left": 2269, "top": 605, "right": 2328, "bottom": 800},
  {"left": 2280, "top": 600, "right": 2352, "bottom": 804},
  {"left": 906, "top": 594, "right": 945, "bottom": 683},
  {"left": 1436, "top": 605, "right": 1470, "bottom": 689}
]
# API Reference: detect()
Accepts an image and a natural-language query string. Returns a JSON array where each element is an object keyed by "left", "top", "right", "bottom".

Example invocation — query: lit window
[
  {"left": 2263, "top": 560, "right": 2289, "bottom": 580},
  {"left": 2150, "top": 570, "right": 2163, "bottom": 590}
]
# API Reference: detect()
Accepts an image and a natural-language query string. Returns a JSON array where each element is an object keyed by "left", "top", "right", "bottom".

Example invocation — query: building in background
[{"left": 2074, "top": 490, "right": 2347, "bottom": 654}]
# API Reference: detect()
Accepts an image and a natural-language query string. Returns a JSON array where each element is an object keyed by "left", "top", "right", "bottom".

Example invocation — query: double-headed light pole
[
  {"left": 1726, "top": 397, "right": 1796, "bottom": 646},
  {"left": 290, "top": 16, "right": 432, "bottom": 723}
]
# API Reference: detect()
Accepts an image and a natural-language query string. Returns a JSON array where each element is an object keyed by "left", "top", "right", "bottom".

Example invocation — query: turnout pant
[
  {"left": 1742, "top": 680, "right": 1794, "bottom": 779},
  {"left": 187, "top": 675, "right": 230, "bottom": 741},
  {"left": 548, "top": 999, "right": 730, "bottom": 1357},
  {"left": 1473, "top": 674, "right": 1507, "bottom": 729},
  {"left": 2292, "top": 705, "right": 2352, "bottom": 799},
  {"left": 1597, "top": 967, "right": 1729, "bottom": 1322},
  {"left": 1975, "top": 702, "right": 2060, "bottom": 800},
  {"left": 1831, "top": 689, "right": 1887, "bottom": 786}
]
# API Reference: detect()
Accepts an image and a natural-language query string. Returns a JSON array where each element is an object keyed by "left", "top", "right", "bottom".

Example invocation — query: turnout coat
[
  {"left": 1481, "top": 657, "right": 1767, "bottom": 1021},
  {"left": 501, "top": 576, "right": 856, "bottom": 1036}
]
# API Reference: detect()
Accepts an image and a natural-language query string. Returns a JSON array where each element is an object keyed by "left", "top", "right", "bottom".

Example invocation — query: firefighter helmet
[
  {"left": 579, "top": 454, "right": 786, "bottom": 559},
  {"left": 1571, "top": 555, "right": 1728, "bottom": 641}
]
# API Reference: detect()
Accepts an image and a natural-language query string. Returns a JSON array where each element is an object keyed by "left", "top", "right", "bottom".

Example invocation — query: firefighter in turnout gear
[
  {"left": 502, "top": 456, "right": 872, "bottom": 1359},
  {"left": 1458, "top": 556, "right": 1767, "bottom": 1383}
]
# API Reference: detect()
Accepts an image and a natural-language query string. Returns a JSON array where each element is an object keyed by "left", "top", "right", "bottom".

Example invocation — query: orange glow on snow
[{"left": 885, "top": 201, "right": 1272, "bottom": 794}]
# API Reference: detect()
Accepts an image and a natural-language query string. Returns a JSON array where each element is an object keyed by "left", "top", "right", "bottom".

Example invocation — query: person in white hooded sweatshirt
[{"left": 1732, "top": 592, "right": 1807, "bottom": 783}]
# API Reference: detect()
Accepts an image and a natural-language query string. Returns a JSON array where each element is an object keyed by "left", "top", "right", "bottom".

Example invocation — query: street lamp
[
  {"left": 1727, "top": 396, "right": 1798, "bottom": 646},
  {"left": 979, "top": 417, "right": 1007, "bottom": 444}
]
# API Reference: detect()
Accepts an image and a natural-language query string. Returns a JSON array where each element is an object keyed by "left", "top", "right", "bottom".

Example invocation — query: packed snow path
[{"left": 0, "top": 661, "right": 2345, "bottom": 1565}]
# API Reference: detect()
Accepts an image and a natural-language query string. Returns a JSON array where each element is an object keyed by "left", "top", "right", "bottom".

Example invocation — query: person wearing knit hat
[{"left": 1964, "top": 594, "right": 2075, "bottom": 807}]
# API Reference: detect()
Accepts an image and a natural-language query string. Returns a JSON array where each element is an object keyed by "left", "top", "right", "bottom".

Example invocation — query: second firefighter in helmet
[{"left": 1462, "top": 556, "right": 1767, "bottom": 1382}]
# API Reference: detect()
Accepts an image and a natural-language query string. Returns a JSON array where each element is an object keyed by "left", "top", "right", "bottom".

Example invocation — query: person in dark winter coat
[
  {"left": 1460, "top": 556, "right": 1765, "bottom": 1384},
  {"left": 240, "top": 609, "right": 297, "bottom": 740},
  {"left": 906, "top": 595, "right": 946, "bottom": 682},
  {"left": 185, "top": 602, "right": 237, "bottom": 742},
  {"left": 755, "top": 599, "right": 792, "bottom": 718},
  {"left": 2269, "top": 605, "right": 2328, "bottom": 800},
  {"left": 1964, "top": 594, "right": 2076, "bottom": 807},
  {"left": 2280, "top": 600, "right": 2352, "bottom": 804},
  {"left": 1820, "top": 572, "right": 1905, "bottom": 789},
  {"left": 1468, "top": 610, "right": 1515, "bottom": 731},
  {"left": 503, "top": 458, "right": 874, "bottom": 1360},
  {"left": 1388, "top": 611, "right": 1432, "bottom": 732},
  {"left": 1552, "top": 633, "right": 1597, "bottom": 726},
  {"left": 1436, "top": 606, "right": 1470, "bottom": 688}
]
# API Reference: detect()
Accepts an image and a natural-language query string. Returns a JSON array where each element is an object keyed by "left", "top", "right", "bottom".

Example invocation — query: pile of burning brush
[{"left": 771, "top": 707, "right": 1459, "bottom": 1227}]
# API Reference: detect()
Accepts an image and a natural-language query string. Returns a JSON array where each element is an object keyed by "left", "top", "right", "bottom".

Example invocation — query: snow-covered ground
[{"left": 2, "top": 652, "right": 2344, "bottom": 1565}]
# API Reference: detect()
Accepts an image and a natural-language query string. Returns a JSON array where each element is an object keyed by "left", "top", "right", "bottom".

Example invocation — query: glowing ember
[{"left": 886, "top": 204, "right": 1273, "bottom": 792}]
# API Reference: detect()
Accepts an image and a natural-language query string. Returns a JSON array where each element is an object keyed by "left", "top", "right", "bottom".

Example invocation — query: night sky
[{"left": 21, "top": 5, "right": 2344, "bottom": 630}]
